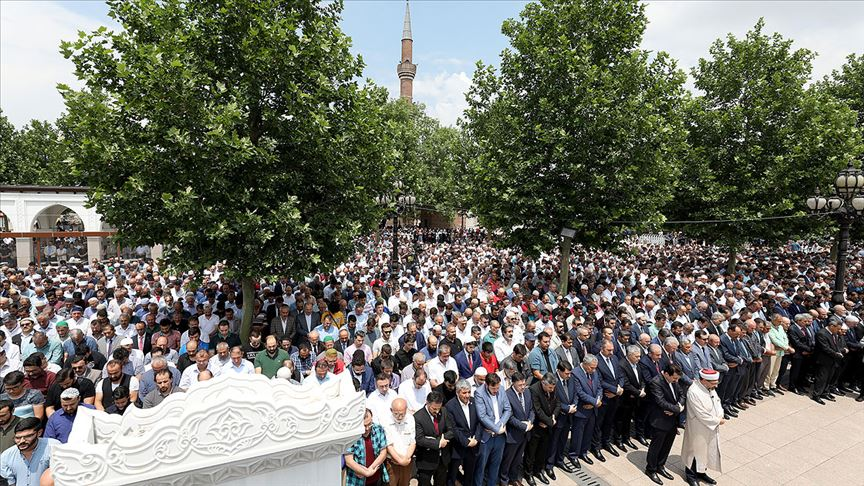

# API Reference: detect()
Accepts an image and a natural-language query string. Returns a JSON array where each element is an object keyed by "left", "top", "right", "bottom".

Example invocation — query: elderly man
[
  {"left": 21, "top": 331, "right": 63, "bottom": 366},
  {"left": 426, "top": 343, "right": 457, "bottom": 388},
  {"left": 138, "top": 357, "right": 181, "bottom": 398},
  {"left": 43, "top": 387, "right": 95, "bottom": 443},
  {"left": 616, "top": 345, "right": 645, "bottom": 450},
  {"left": 811, "top": 319, "right": 845, "bottom": 405},
  {"left": 141, "top": 368, "right": 181, "bottom": 409},
  {"left": 218, "top": 346, "right": 255, "bottom": 375},
  {"left": 383, "top": 397, "right": 416, "bottom": 486},
  {"left": 681, "top": 369, "right": 724, "bottom": 486},
  {"left": 179, "top": 350, "right": 212, "bottom": 390}
]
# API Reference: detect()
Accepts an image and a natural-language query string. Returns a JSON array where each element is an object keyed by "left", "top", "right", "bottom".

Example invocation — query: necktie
[
  {"left": 606, "top": 357, "right": 615, "bottom": 377},
  {"left": 107, "top": 338, "right": 112, "bottom": 351},
  {"left": 467, "top": 354, "right": 473, "bottom": 370},
  {"left": 139, "top": 337, "right": 144, "bottom": 351},
  {"left": 654, "top": 362, "right": 660, "bottom": 374},
  {"left": 519, "top": 392, "right": 525, "bottom": 412},
  {"left": 632, "top": 364, "right": 639, "bottom": 383},
  {"left": 432, "top": 414, "right": 440, "bottom": 434},
  {"left": 561, "top": 379, "right": 569, "bottom": 400},
  {"left": 587, "top": 373, "right": 593, "bottom": 389},
  {"left": 542, "top": 351, "right": 552, "bottom": 373}
]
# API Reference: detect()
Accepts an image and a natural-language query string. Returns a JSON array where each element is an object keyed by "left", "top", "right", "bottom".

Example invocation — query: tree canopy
[
  {"left": 822, "top": 52, "right": 864, "bottom": 128},
  {"left": 59, "top": 0, "right": 394, "bottom": 339},
  {"left": 463, "top": 0, "right": 690, "bottom": 255},
  {"left": 666, "top": 19, "right": 862, "bottom": 254},
  {"left": 0, "top": 112, "right": 75, "bottom": 186}
]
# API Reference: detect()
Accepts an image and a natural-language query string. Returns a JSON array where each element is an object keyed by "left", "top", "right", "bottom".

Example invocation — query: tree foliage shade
[
  {"left": 463, "top": 0, "right": 690, "bottom": 255},
  {"left": 59, "top": 0, "right": 394, "bottom": 338},
  {"left": 667, "top": 19, "right": 863, "bottom": 249},
  {"left": 0, "top": 112, "right": 77, "bottom": 186}
]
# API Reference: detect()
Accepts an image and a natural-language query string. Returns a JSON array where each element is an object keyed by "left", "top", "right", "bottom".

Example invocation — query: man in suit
[
  {"left": 502, "top": 372, "right": 534, "bottom": 486},
  {"left": 706, "top": 334, "right": 733, "bottom": 419},
  {"left": 555, "top": 333, "right": 580, "bottom": 369},
  {"left": 131, "top": 322, "right": 152, "bottom": 356},
  {"left": 594, "top": 340, "right": 624, "bottom": 458},
  {"left": 294, "top": 301, "right": 320, "bottom": 345},
  {"left": 675, "top": 339, "right": 699, "bottom": 392},
  {"left": 616, "top": 344, "right": 644, "bottom": 450},
  {"left": 645, "top": 363, "right": 685, "bottom": 485},
  {"left": 636, "top": 344, "right": 663, "bottom": 444},
  {"left": 525, "top": 373, "right": 560, "bottom": 486},
  {"left": 414, "top": 390, "right": 454, "bottom": 486},
  {"left": 455, "top": 339, "right": 481, "bottom": 379},
  {"left": 719, "top": 324, "right": 744, "bottom": 414},
  {"left": 691, "top": 330, "right": 713, "bottom": 372},
  {"left": 788, "top": 313, "right": 815, "bottom": 394},
  {"left": 445, "top": 379, "right": 480, "bottom": 486},
  {"left": 269, "top": 304, "right": 296, "bottom": 343},
  {"left": 473, "top": 372, "right": 512, "bottom": 486},
  {"left": 811, "top": 319, "right": 845, "bottom": 405},
  {"left": 548, "top": 361, "right": 577, "bottom": 478},
  {"left": 570, "top": 355, "right": 603, "bottom": 468}
]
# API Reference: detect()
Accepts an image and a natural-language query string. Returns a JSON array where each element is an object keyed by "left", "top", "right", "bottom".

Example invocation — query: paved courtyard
[{"left": 551, "top": 391, "right": 864, "bottom": 486}]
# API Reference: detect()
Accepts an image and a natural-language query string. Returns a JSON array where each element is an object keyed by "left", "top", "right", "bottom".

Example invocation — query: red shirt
[
  {"left": 24, "top": 371, "right": 56, "bottom": 394},
  {"left": 480, "top": 353, "right": 499, "bottom": 374}
]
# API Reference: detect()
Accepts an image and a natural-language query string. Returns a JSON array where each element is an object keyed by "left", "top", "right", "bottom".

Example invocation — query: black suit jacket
[
  {"left": 268, "top": 315, "right": 297, "bottom": 342},
  {"left": 131, "top": 333, "right": 152, "bottom": 355},
  {"left": 414, "top": 406, "right": 455, "bottom": 471},
  {"left": 529, "top": 380, "right": 560, "bottom": 429},
  {"left": 444, "top": 397, "right": 479, "bottom": 460},
  {"left": 294, "top": 311, "right": 320, "bottom": 343},
  {"left": 506, "top": 387, "right": 535, "bottom": 444},
  {"left": 815, "top": 328, "right": 844, "bottom": 366},
  {"left": 619, "top": 358, "right": 644, "bottom": 405},
  {"left": 647, "top": 375, "right": 684, "bottom": 432},
  {"left": 788, "top": 324, "right": 814, "bottom": 356}
]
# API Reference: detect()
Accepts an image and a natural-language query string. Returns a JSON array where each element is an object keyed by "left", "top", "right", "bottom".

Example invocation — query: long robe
[{"left": 681, "top": 381, "right": 723, "bottom": 473}]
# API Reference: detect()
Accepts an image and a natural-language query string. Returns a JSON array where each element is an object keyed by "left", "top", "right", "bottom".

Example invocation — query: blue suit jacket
[
  {"left": 444, "top": 396, "right": 480, "bottom": 460},
  {"left": 596, "top": 354, "right": 625, "bottom": 394},
  {"left": 474, "top": 384, "right": 513, "bottom": 443},
  {"left": 674, "top": 351, "right": 698, "bottom": 387},
  {"left": 455, "top": 349, "right": 482, "bottom": 379},
  {"left": 719, "top": 334, "right": 743, "bottom": 365},
  {"left": 553, "top": 373, "right": 578, "bottom": 424},
  {"left": 572, "top": 366, "right": 602, "bottom": 418},
  {"left": 505, "top": 387, "right": 535, "bottom": 444},
  {"left": 352, "top": 366, "right": 376, "bottom": 395},
  {"left": 638, "top": 355, "right": 661, "bottom": 384}
]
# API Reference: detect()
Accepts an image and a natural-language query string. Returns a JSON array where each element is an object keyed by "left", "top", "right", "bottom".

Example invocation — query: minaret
[{"left": 397, "top": 1, "right": 416, "bottom": 101}]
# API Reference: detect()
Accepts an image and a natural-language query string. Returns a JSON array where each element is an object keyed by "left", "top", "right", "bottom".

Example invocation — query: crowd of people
[{"left": 1, "top": 227, "right": 863, "bottom": 486}]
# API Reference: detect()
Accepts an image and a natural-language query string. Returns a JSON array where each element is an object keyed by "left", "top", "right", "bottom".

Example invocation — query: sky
[{"left": 1, "top": 1, "right": 863, "bottom": 129}]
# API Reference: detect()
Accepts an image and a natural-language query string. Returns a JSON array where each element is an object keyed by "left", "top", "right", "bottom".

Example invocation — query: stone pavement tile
[
  {"left": 772, "top": 442, "right": 832, "bottom": 469},
  {"left": 750, "top": 420, "right": 808, "bottom": 448},
  {"left": 718, "top": 440, "right": 762, "bottom": 471},
  {"left": 726, "top": 433, "right": 777, "bottom": 457},
  {"left": 741, "top": 457, "right": 802, "bottom": 484},
  {"left": 800, "top": 461, "right": 863, "bottom": 485},
  {"left": 724, "top": 463, "right": 789, "bottom": 486}
]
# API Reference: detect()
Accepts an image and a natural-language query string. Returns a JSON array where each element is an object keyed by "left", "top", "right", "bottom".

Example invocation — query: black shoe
[
  {"left": 838, "top": 386, "right": 853, "bottom": 394},
  {"left": 534, "top": 471, "right": 549, "bottom": 485},
  {"left": 771, "top": 387, "right": 784, "bottom": 395},
  {"left": 615, "top": 441, "right": 628, "bottom": 453},
  {"left": 636, "top": 436, "right": 650, "bottom": 447},
  {"left": 625, "top": 439, "right": 638, "bottom": 449},
  {"left": 686, "top": 479, "right": 699, "bottom": 486},
  {"left": 822, "top": 394, "right": 836, "bottom": 402},
  {"left": 592, "top": 449, "right": 606, "bottom": 462},
  {"left": 765, "top": 389, "right": 776, "bottom": 397},
  {"left": 555, "top": 462, "right": 574, "bottom": 474},
  {"left": 525, "top": 475, "right": 537, "bottom": 486},
  {"left": 545, "top": 468, "right": 556, "bottom": 481},
  {"left": 645, "top": 471, "right": 664, "bottom": 485},
  {"left": 698, "top": 471, "right": 718, "bottom": 484},
  {"left": 727, "top": 404, "right": 740, "bottom": 412},
  {"left": 658, "top": 468, "right": 674, "bottom": 480},
  {"left": 580, "top": 454, "right": 594, "bottom": 465},
  {"left": 723, "top": 413, "right": 731, "bottom": 420},
  {"left": 567, "top": 457, "right": 581, "bottom": 470},
  {"left": 811, "top": 396, "right": 826, "bottom": 405},
  {"left": 753, "top": 393, "right": 764, "bottom": 400},
  {"left": 726, "top": 408, "right": 739, "bottom": 418},
  {"left": 794, "top": 389, "right": 808, "bottom": 396},
  {"left": 746, "top": 397, "right": 757, "bottom": 405},
  {"left": 603, "top": 444, "right": 620, "bottom": 457},
  {"left": 856, "top": 395, "right": 864, "bottom": 402}
]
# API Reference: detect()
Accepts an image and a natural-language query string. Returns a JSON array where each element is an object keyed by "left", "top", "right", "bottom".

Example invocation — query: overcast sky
[{"left": 2, "top": 1, "right": 863, "bottom": 128}]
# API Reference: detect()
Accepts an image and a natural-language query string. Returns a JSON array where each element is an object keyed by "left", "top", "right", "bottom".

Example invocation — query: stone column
[
  {"left": 151, "top": 244, "right": 164, "bottom": 260},
  {"left": 87, "top": 236, "right": 103, "bottom": 263},
  {"left": 15, "top": 238, "right": 32, "bottom": 268}
]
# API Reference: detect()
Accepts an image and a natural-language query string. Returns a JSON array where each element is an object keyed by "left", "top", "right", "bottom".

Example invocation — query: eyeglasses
[{"left": 14, "top": 431, "right": 37, "bottom": 441}]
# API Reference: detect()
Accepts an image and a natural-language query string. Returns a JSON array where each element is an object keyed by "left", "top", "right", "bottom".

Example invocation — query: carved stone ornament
[{"left": 52, "top": 373, "right": 365, "bottom": 486}]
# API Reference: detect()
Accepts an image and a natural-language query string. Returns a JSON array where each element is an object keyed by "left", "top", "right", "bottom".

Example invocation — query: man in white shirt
[
  {"left": 494, "top": 324, "right": 517, "bottom": 362},
  {"left": 217, "top": 346, "right": 254, "bottom": 375},
  {"left": 383, "top": 398, "right": 416, "bottom": 486},
  {"left": 372, "top": 322, "right": 399, "bottom": 359},
  {"left": 366, "top": 374, "right": 398, "bottom": 424},
  {"left": 425, "top": 343, "right": 458, "bottom": 388},
  {"left": 197, "top": 305, "right": 220, "bottom": 344},
  {"left": 397, "top": 369, "right": 430, "bottom": 414},
  {"left": 179, "top": 350, "right": 212, "bottom": 390}
]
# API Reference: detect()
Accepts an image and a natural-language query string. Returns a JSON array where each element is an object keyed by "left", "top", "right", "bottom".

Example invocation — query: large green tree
[
  {"left": 668, "top": 20, "right": 862, "bottom": 269},
  {"left": 463, "top": 0, "right": 689, "bottom": 257},
  {"left": 822, "top": 52, "right": 864, "bottom": 127},
  {"left": 0, "top": 112, "right": 75, "bottom": 186},
  {"left": 60, "top": 0, "right": 393, "bottom": 340}
]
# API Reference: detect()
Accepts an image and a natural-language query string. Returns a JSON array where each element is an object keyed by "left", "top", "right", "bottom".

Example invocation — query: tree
[
  {"left": 463, "top": 0, "right": 689, "bottom": 259},
  {"left": 59, "top": 0, "right": 393, "bottom": 341},
  {"left": 822, "top": 53, "right": 864, "bottom": 128},
  {"left": 0, "top": 112, "right": 75, "bottom": 186},
  {"left": 668, "top": 19, "right": 862, "bottom": 270},
  {"left": 381, "top": 99, "right": 466, "bottom": 216}
]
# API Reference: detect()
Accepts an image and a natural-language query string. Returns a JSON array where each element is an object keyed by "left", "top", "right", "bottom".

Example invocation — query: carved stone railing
[{"left": 52, "top": 373, "right": 365, "bottom": 486}]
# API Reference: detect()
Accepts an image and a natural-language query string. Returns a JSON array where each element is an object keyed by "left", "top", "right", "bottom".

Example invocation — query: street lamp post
[
  {"left": 376, "top": 182, "right": 415, "bottom": 277},
  {"left": 806, "top": 162, "right": 864, "bottom": 305}
]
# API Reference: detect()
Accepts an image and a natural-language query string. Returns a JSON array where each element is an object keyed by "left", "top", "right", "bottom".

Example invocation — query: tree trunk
[
  {"left": 240, "top": 276, "right": 255, "bottom": 343},
  {"left": 725, "top": 251, "right": 737, "bottom": 275},
  {"left": 559, "top": 235, "right": 572, "bottom": 295}
]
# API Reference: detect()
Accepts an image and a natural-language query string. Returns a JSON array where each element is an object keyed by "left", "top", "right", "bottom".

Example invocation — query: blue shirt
[
  {"left": 0, "top": 437, "right": 60, "bottom": 486},
  {"left": 44, "top": 404, "right": 96, "bottom": 443}
]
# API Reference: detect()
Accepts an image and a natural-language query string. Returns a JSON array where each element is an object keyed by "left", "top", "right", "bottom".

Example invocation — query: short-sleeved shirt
[
  {"left": 254, "top": 349, "right": 290, "bottom": 378},
  {"left": 0, "top": 389, "right": 44, "bottom": 418},
  {"left": 0, "top": 437, "right": 59, "bottom": 486},
  {"left": 44, "top": 378, "right": 96, "bottom": 411}
]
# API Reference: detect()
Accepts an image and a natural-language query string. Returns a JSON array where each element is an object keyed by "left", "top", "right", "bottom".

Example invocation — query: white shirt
[
  {"left": 99, "top": 375, "right": 140, "bottom": 393},
  {"left": 425, "top": 356, "right": 457, "bottom": 385},
  {"left": 397, "top": 380, "right": 430, "bottom": 413},
  {"left": 604, "top": 355, "right": 615, "bottom": 377},
  {"left": 372, "top": 336, "right": 399, "bottom": 357},
  {"left": 1, "top": 341, "right": 21, "bottom": 364},
  {"left": 366, "top": 389, "right": 398, "bottom": 424},
  {"left": 493, "top": 337, "right": 516, "bottom": 362},
  {"left": 179, "top": 364, "right": 211, "bottom": 389},
  {"left": 217, "top": 359, "right": 255, "bottom": 375},
  {"left": 459, "top": 399, "right": 472, "bottom": 427},
  {"left": 198, "top": 314, "right": 220, "bottom": 343},
  {"left": 382, "top": 414, "right": 416, "bottom": 456}
]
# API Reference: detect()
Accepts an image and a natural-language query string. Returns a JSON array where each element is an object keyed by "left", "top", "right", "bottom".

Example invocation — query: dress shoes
[
  {"left": 822, "top": 394, "right": 836, "bottom": 402},
  {"left": 794, "top": 389, "right": 808, "bottom": 396},
  {"left": 534, "top": 470, "right": 549, "bottom": 485},
  {"left": 625, "top": 439, "right": 638, "bottom": 449},
  {"left": 567, "top": 457, "right": 581, "bottom": 470},
  {"left": 635, "top": 436, "right": 650, "bottom": 447},
  {"left": 580, "top": 454, "right": 594, "bottom": 465},
  {"left": 745, "top": 397, "right": 757, "bottom": 405},
  {"left": 658, "top": 468, "right": 675, "bottom": 480},
  {"left": 838, "top": 386, "right": 853, "bottom": 394},
  {"left": 765, "top": 389, "right": 776, "bottom": 397},
  {"left": 771, "top": 387, "right": 784, "bottom": 395},
  {"left": 753, "top": 393, "right": 764, "bottom": 400},
  {"left": 811, "top": 396, "right": 826, "bottom": 405},
  {"left": 555, "top": 461, "right": 574, "bottom": 474},
  {"left": 698, "top": 471, "right": 718, "bottom": 485},
  {"left": 686, "top": 478, "right": 699, "bottom": 486},
  {"left": 723, "top": 413, "right": 731, "bottom": 420},
  {"left": 603, "top": 444, "right": 620, "bottom": 457},
  {"left": 645, "top": 471, "right": 664, "bottom": 485},
  {"left": 726, "top": 408, "right": 738, "bottom": 418},
  {"left": 544, "top": 468, "right": 556, "bottom": 481},
  {"left": 737, "top": 401, "right": 749, "bottom": 410},
  {"left": 727, "top": 404, "right": 740, "bottom": 412},
  {"left": 591, "top": 449, "right": 606, "bottom": 462},
  {"left": 524, "top": 474, "right": 537, "bottom": 486},
  {"left": 856, "top": 395, "right": 864, "bottom": 402},
  {"left": 615, "top": 441, "right": 628, "bottom": 453}
]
